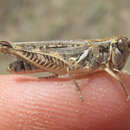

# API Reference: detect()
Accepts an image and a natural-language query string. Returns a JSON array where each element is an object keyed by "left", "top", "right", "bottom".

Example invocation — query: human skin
[{"left": 0, "top": 72, "right": 130, "bottom": 130}]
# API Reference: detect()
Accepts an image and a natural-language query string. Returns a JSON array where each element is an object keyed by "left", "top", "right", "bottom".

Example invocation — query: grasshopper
[{"left": 0, "top": 35, "right": 130, "bottom": 101}]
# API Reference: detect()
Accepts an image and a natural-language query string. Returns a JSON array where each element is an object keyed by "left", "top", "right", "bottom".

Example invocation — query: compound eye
[
  {"left": 117, "top": 37, "right": 127, "bottom": 49},
  {"left": 118, "top": 37, "right": 128, "bottom": 44},
  {"left": 118, "top": 39, "right": 123, "bottom": 44},
  {"left": 0, "top": 41, "right": 12, "bottom": 48},
  {"left": 127, "top": 40, "right": 130, "bottom": 50}
]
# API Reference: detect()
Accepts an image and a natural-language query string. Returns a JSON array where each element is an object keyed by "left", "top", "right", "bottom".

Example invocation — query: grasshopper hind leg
[{"left": 105, "top": 68, "right": 130, "bottom": 101}]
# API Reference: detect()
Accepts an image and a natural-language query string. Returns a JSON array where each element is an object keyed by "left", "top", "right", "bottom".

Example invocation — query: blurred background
[{"left": 0, "top": 0, "right": 130, "bottom": 74}]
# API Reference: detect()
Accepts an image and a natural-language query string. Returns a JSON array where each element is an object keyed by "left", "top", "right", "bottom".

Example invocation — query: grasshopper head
[
  {"left": 111, "top": 36, "right": 129, "bottom": 71},
  {"left": 0, "top": 41, "right": 12, "bottom": 54}
]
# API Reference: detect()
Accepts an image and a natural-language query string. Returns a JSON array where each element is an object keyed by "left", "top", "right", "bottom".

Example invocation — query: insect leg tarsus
[
  {"left": 71, "top": 76, "right": 83, "bottom": 101},
  {"left": 67, "top": 67, "right": 83, "bottom": 101},
  {"left": 105, "top": 68, "right": 130, "bottom": 101}
]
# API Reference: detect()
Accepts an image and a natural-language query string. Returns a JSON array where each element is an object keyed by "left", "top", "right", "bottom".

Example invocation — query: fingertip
[{"left": 0, "top": 72, "right": 129, "bottom": 130}]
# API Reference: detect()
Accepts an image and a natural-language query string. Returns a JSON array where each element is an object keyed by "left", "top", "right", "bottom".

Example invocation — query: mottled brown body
[{"left": 0, "top": 35, "right": 129, "bottom": 101}]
